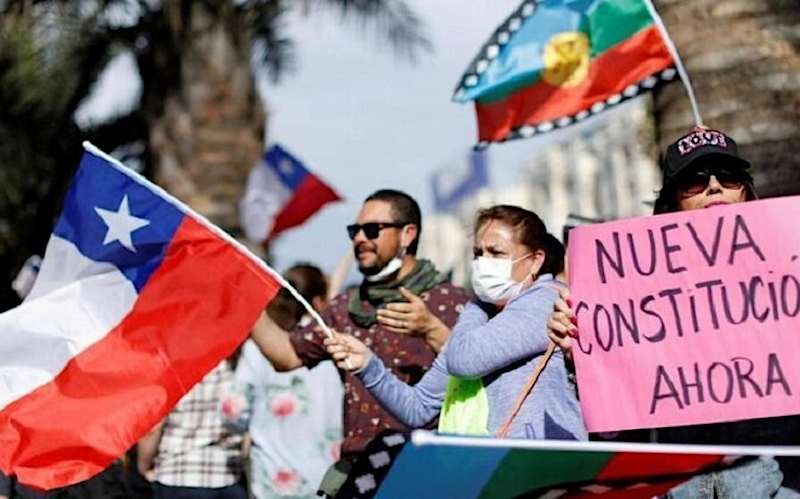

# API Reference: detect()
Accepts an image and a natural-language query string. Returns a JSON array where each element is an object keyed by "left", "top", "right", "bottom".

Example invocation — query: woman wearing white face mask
[{"left": 323, "top": 205, "right": 587, "bottom": 441}]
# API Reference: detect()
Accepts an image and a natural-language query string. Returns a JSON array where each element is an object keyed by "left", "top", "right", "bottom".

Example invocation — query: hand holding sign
[
  {"left": 547, "top": 287, "right": 577, "bottom": 367},
  {"left": 569, "top": 197, "right": 800, "bottom": 433}
]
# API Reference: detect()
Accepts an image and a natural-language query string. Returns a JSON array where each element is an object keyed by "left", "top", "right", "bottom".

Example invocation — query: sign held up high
[{"left": 569, "top": 196, "right": 800, "bottom": 432}]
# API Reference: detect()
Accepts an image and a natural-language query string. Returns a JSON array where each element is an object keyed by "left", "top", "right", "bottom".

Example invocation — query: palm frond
[
  {"left": 0, "top": 17, "right": 84, "bottom": 310},
  {"left": 61, "top": 30, "right": 118, "bottom": 114},
  {"left": 247, "top": 0, "right": 296, "bottom": 82},
  {"left": 314, "top": 0, "right": 431, "bottom": 62}
]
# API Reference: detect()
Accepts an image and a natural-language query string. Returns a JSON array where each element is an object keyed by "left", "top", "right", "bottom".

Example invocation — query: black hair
[
  {"left": 364, "top": 189, "right": 422, "bottom": 254},
  {"left": 540, "top": 233, "right": 565, "bottom": 276},
  {"left": 267, "top": 263, "right": 328, "bottom": 331}
]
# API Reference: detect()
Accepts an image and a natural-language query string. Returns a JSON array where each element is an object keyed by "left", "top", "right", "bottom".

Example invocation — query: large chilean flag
[
  {"left": 0, "top": 143, "right": 282, "bottom": 490},
  {"left": 240, "top": 144, "right": 342, "bottom": 245}
]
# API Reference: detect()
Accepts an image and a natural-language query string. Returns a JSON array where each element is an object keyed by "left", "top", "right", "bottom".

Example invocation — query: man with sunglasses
[{"left": 250, "top": 189, "right": 469, "bottom": 498}]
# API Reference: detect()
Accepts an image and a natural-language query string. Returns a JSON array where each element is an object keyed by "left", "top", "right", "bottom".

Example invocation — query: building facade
[{"left": 421, "top": 98, "right": 661, "bottom": 287}]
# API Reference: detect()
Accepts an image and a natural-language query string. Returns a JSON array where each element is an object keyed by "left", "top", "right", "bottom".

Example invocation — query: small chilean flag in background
[
  {"left": 240, "top": 144, "right": 342, "bottom": 245},
  {"left": 0, "top": 143, "right": 282, "bottom": 490}
]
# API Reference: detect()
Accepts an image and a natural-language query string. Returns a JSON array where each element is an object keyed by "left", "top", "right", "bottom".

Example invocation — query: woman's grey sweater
[{"left": 356, "top": 274, "right": 587, "bottom": 440}]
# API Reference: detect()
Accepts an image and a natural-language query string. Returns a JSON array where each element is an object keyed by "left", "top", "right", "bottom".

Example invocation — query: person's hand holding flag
[{"left": 0, "top": 143, "right": 329, "bottom": 491}]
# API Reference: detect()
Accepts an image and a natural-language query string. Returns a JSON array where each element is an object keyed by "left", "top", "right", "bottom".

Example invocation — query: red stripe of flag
[
  {"left": 269, "top": 174, "right": 342, "bottom": 241},
  {"left": 597, "top": 452, "right": 725, "bottom": 480},
  {"left": 552, "top": 452, "right": 727, "bottom": 499},
  {"left": 475, "top": 25, "right": 674, "bottom": 142}
]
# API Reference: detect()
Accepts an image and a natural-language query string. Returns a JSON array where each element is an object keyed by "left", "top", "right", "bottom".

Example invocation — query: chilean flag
[
  {"left": 240, "top": 144, "right": 342, "bottom": 245},
  {"left": 0, "top": 143, "right": 282, "bottom": 490}
]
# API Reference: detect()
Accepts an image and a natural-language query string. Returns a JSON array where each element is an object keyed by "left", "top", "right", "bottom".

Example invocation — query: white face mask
[
  {"left": 364, "top": 254, "right": 403, "bottom": 282},
  {"left": 364, "top": 232, "right": 407, "bottom": 283},
  {"left": 471, "top": 254, "right": 530, "bottom": 305}
]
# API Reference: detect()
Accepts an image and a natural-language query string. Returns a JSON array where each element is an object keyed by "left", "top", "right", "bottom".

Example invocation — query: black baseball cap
[{"left": 661, "top": 127, "right": 750, "bottom": 184}]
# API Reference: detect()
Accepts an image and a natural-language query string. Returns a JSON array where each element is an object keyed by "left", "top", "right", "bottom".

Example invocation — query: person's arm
[
  {"left": 137, "top": 420, "right": 164, "bottom": 481},
  {"left": 357, "top": 351, "right": 448, "bottom": 427},
  {"left": 446, "top": 283, "right": 556, "bottom": 379},
  {"left": 325, "top": 333, "right": 447, "bottom": 428},
  {"left": 250, "top": 310, "right": 303, "bottom": 372},
  {"left": 419, "top": 315, "right": 450, "bottom": 353}
]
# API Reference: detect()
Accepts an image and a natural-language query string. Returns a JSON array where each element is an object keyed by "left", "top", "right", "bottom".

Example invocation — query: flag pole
[{"left": 642, "top": 0, "right": 704, "bottom": 127}]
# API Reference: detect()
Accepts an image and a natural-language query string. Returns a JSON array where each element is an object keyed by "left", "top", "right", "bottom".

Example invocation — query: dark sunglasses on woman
[
  {"left": 677, "top": 167, "right": 750, "bottom": 195},
  {"left": 346, "top": 222, "right": 406, "bottom": 240}
]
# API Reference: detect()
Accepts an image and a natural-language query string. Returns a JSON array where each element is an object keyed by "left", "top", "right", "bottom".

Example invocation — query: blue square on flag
[{"left": 51, "top": 152, "right": 184, "bottom": 292}]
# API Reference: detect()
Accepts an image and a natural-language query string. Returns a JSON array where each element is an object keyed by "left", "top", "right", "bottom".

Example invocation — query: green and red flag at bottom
[
  {"left": 453, "top": 0, "right": 677, "bottom": 145},
  {"left": 337, "top": 430, "right": 798, "bottom": 499}
]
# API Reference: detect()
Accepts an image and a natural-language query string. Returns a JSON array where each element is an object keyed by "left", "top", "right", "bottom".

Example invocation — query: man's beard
[
  {"left": 358, "top": 252, "right": 397, "bottom": 276},
  {"left": 356, "top": 244, "right": 404, "bottom": 282},
  {"left": 358, "top": 261, "right": 384, "bottom": 276},
  {"left": 355, "top": 244, "right": 386, "bottom": 276}
]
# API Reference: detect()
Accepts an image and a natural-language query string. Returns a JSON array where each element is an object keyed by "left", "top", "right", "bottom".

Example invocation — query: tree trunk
[
  {"left": 143, "top": 4, "right": 264, "bottom": 236},
  {"left": 653, "top": 0, "right": 800, "bottom": 197}
]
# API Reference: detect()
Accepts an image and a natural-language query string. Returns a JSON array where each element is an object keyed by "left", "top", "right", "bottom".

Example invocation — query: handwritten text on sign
[{"left": 569, "top": 197, "right": 800, "bottom": 433}]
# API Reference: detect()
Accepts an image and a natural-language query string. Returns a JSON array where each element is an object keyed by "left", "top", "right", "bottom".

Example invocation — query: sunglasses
[
  {"left": 347, "top": 222, "right": 406, "bottom": 240},
  {"left": 677, "top": 168, "right": 749, "bottom": 195}
]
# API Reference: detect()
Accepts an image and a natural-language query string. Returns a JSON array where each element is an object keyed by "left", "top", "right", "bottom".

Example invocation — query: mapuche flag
[
  {"left": 454, "top": 0, "right": 678, "bottom": 144},
  {"left": 0, "top": 143, "right": 283, "bottom": 490},
  {"left": 340, "top": 430, "right": 766, "bottom": 499}
]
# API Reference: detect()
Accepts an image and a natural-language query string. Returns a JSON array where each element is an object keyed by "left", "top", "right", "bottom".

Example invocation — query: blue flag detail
[
  {"left": 264, "top": 144, "right": 310, "bottom": 190},
  {"left": 53, "top": 152, "right": 185, "bottom": 292},
  {"left": 431, "top": 149, "right": 489, "bottom": 213}
]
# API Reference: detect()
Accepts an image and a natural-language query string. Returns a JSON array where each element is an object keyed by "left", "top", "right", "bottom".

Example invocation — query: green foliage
[{"left": 0, "top": 17, "right": 84, "bottom": 309}]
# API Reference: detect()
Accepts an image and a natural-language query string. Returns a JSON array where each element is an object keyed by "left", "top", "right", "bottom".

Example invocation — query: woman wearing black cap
[
  {"left": 653, "top": 127, "right": 757, "bottom": 214},
  {"left": 548, "top": 127, "right": 800, "bottom": 498}
]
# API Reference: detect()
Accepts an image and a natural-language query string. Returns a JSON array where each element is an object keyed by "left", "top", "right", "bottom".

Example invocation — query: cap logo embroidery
[{"left": 677, "top": 130, "right": 728, "bottom": 156}]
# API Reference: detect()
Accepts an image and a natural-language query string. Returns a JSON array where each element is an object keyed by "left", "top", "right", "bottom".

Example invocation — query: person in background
[
  {"left": 547, "top": 127, "right": 800, "bottom": 498},
  {"left": 250, "top": 189, "right": 470, "bottom": 498},
  {"left": 223, "top": 263, "right": 343, "bottom": 499},
  {"left": 325, "top": 205, "right": 586, "bottom": 441},
  {"left": 137, "top": 359, "right": 245, "bottom": 499}
]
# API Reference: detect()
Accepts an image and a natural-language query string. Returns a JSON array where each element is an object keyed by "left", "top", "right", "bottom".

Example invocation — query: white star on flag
[
  {"left": 94, "top": 195, "right": 150, "bottom": 252},
  {"left": 278, "top": 158, "right": 294, "bottom": 176}
]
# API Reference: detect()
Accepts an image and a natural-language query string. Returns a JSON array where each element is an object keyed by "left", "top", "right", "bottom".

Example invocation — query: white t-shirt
[{"left": 228, "top": 337, "right": 343, "bottom": 498}]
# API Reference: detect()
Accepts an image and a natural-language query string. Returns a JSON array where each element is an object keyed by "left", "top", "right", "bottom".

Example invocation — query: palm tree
[
  {"left": 1, "top": 0, "right": 430, "bottom": 234},
  {"left": 0, "top": 12, "right": 103, "bottom": 309},
  {"left": 0, "top": 0, "right": 428, "bottom": 310},
  {"left": 653, "top": 0, "right": 800, "bottom": 197}
]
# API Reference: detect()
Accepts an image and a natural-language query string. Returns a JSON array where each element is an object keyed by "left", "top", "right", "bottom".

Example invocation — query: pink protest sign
[{"left": 569, "top": 196, "right": 800, "bottom": 433}]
